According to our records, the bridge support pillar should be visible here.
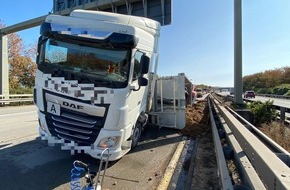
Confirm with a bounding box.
[0,34,9,103]
[234,0,243,104]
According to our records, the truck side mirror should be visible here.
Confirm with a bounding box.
[140,55,150,74]
[132,77,148,91]
[138,77,148,87]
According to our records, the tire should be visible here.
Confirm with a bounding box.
[131,122,142,149]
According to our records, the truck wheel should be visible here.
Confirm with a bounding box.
[131,122,142,149]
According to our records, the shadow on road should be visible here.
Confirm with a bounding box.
[0,125,182,190]
[0,138,97,190]
[131,124,183,154]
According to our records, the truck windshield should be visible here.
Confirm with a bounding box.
[38,38,130,88]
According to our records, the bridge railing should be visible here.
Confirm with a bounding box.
[0,94,33,104]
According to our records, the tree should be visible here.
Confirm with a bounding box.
[243,67,290,94]
[1,21,37,90]
[9,55,36,88]
[283,66,290,84]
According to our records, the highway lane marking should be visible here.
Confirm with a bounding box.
[156,140,186,190]
[0,110,37,117]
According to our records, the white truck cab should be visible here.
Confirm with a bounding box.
[34,10,160,161]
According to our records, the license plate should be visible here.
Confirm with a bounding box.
[47,101,61,116]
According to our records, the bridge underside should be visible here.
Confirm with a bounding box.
[53,0,172,26]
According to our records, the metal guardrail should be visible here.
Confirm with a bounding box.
[0,94,33,104]
[257,93,290,100]
[223,104,290,170]
[215,92,290,123]
[208,98,233,190]
[210,96,266,189]
[211,95,290,189]
[227,107,290,158]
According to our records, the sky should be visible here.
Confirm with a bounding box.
[1,0,290,87]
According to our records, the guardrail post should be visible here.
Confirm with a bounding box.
[280,107,286,124]
[0,34,10,105]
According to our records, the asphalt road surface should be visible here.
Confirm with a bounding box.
[0,105,183,190]
[219,92,290,109]
[252,96,290,108]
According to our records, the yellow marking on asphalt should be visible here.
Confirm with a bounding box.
[156,140,186,190]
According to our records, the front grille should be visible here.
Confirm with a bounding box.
[46,108,105,146]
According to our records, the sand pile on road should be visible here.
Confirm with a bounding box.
[180,100,210,137]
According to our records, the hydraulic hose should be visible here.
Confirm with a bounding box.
[70,161,87,190]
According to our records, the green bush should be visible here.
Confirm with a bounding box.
[248,100,277,126]
[197,92,203,98]
[257,88,272,94]
[10,86,33,94]
[272,84,290,95]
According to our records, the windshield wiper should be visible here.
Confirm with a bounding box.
[77,69,93,83]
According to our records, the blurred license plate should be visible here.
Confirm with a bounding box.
[47,101,60,116]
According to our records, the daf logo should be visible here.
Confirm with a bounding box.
[63,101,83,109]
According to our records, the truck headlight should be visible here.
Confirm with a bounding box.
[98,136,120,148]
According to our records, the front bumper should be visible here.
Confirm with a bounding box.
[38,111,131,161]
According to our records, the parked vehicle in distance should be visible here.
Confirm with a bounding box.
[244,91,255,98]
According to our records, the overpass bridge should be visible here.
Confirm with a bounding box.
[1,0,244,104]
[0,0,171,101]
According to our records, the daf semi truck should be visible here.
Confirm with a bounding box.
[34,10,186,161]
